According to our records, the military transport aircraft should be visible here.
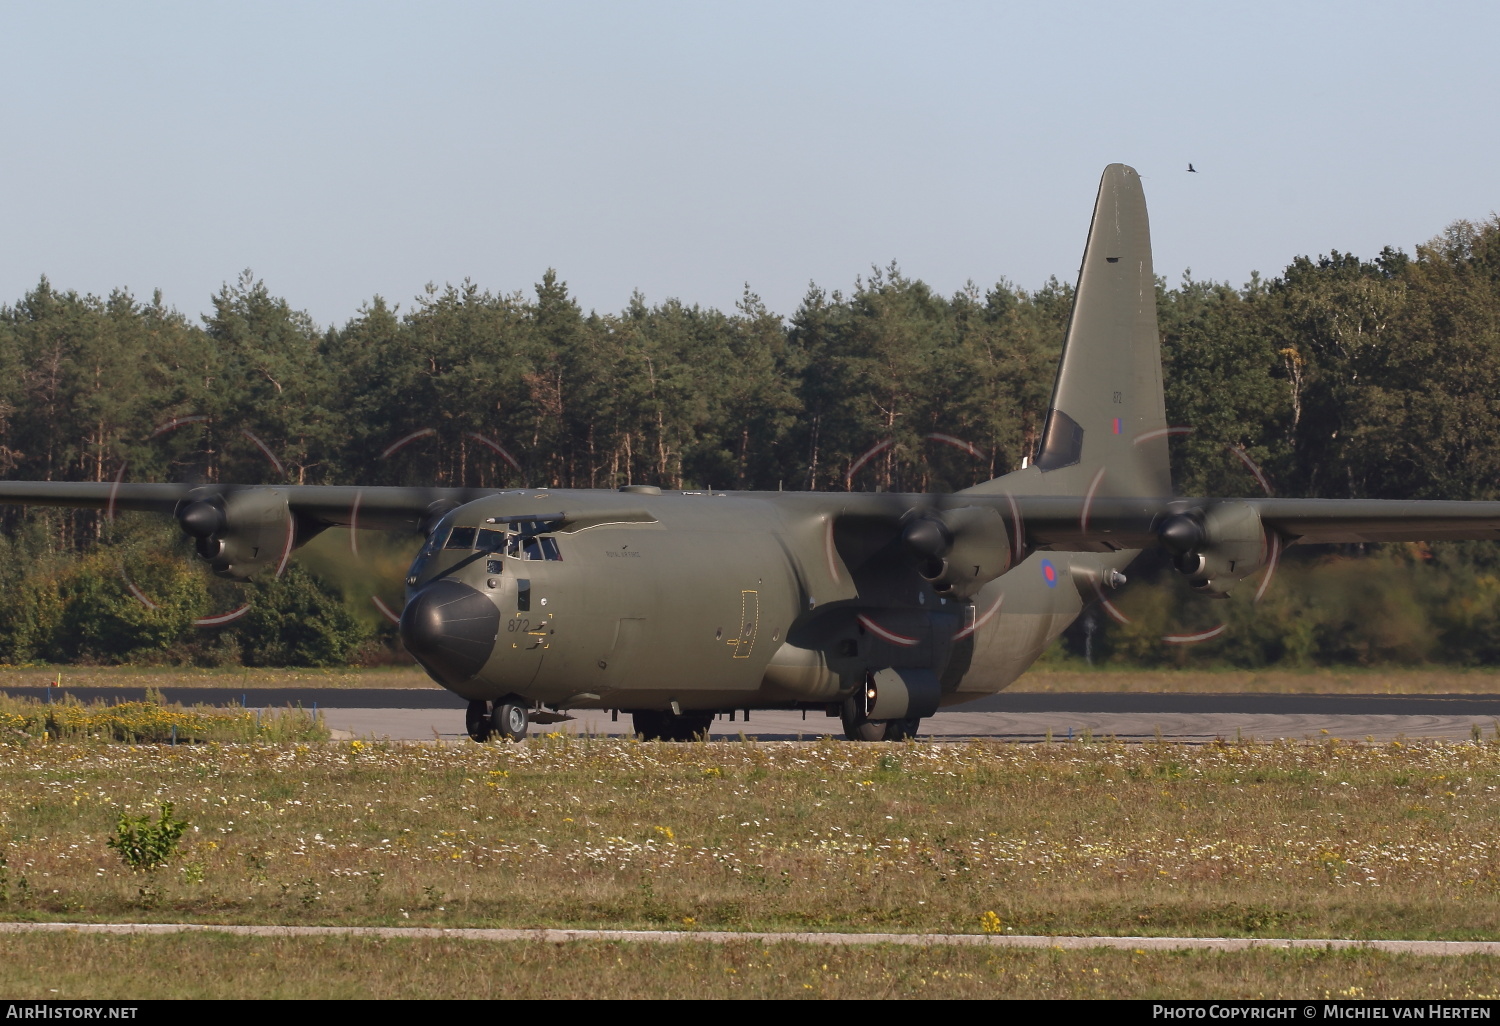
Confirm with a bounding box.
[5,163,1500,743]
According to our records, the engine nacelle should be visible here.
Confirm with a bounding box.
[1160,501,1269,598]
[176,487,295,580]
[902,506,1012,599]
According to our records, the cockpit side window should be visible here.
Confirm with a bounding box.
[476,528,506,552]
[445,527,477,550]
[422,524,452,557]
[504,533,563,561]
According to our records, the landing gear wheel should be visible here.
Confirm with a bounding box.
[490,698,529,742]
[884,717,921,741]
[465,700,493,743]
[670,712,713,741]
[632,710,713,741]
[840,697,888,742]
[631,710,667,740]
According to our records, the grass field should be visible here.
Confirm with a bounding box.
[8,663,1500,694]
[0,734,1497,942]
[0,733,1497,998]
[2,931,1498,999]
[1013,666,1500,694]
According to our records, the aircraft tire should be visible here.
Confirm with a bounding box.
[884,717,921,741]
[490,699,529,742]
[668,712,713,741]
[632,710,712,741]
[465,700,493,743]
[840,698,888,742]
[632,710,669,740]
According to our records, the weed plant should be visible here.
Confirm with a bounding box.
[107,803,189,873]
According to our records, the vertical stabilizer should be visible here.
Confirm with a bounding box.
[969,163,1170,498]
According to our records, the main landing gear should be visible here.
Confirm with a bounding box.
[465,698,530,743]
[632,709,713,741]
[840,697,921,742]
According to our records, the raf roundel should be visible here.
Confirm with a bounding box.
[1040,559,1058,588]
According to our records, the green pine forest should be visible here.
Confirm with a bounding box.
[2,215,1499,669]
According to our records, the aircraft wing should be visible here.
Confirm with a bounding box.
[1244,498,1500,545]
[7,482,1500,547]
[0,481,192,515]
[994,495,1500,549]
[0,481,487,533]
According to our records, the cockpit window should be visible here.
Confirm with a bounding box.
[506,533,563,561]
[476,528,506,552]
[445,527,477,550]
[422,526,451,556]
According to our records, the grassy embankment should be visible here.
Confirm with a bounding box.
[7,664,1500,693]
[0,665,435,689]
[0,693,327,744]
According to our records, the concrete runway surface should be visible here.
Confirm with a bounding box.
[305,689,1500,744]
[323,705,1500,743]
[5,686,1499,743]
[2,920,1498,955]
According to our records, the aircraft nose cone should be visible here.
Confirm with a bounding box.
[399,579,501,687]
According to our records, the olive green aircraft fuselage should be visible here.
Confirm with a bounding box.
[400,486,1124,728]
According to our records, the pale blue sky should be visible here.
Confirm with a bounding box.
[2,1,1496,327]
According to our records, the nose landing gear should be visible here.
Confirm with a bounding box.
[465,700,491,741]
[465,698,531,743]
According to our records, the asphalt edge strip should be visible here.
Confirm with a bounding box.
[0,922,1495,955]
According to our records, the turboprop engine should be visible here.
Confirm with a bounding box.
[901,505,1012,599]
[1156,501,1271,598]
[175,487,296,580]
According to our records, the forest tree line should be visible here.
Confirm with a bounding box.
[1,214,1498,667]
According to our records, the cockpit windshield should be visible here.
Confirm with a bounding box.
[444,527,477,550]
[425,519,563,560]
[420,517,455,557]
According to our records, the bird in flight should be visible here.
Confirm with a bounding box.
[1187,163,1198,172]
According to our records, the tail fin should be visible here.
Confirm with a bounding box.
[969,163,1170,498]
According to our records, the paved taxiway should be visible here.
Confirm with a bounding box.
[3,920,1499,955]
[8,687,1493,743]
[323,706,1500,743]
